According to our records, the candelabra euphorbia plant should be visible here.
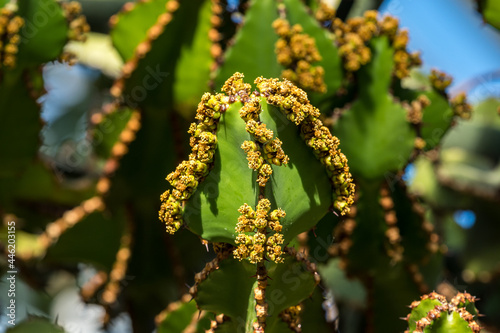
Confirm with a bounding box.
[159,72,355,331]
[1,0,490,331]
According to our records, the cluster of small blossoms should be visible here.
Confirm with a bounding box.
[404,94,431,125]
[273,18,326,93]
[280,305,302,332]
[233,199,285,264]
[159,92,229,234]
[255,77,355,215]
[405,292,481,333]
[450,92,472,120]
[111,0,180,97]
[227,73,289,187]
[429,69,453,91]
[332,10,421,78]
[0,7,24,69]
[315,2,336,26]
[61,2,90,42]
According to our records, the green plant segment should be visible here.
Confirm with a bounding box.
[0,0,493,332]
[0,0,89,212]
[159,72,354,331]
[405,292,481,333]
[410,98,500,329]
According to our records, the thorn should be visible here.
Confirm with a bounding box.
[312,227,317,237]
[205,243,209,252]
[198,310,202,320]
[333,211,339,217]
[399,317,408,321]
[185,283,191,289]
[54,315,59,324]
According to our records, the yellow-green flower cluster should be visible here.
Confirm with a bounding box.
[332,10,421,78]
[273,18,326,93]
[255,77,355,215]
[404,94,431,125]
[280,305,302,332]
[0,7,24,69]
[61,1,90,42]
[159,92,229,234]
[429,69,453,91]
[233,77,289,187]
[450,92,472,120]
[315,2,336,26]
[233,199,285,264]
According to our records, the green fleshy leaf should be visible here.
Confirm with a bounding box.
[319,258,367,309]
[121,0,206,110]
[110,0,169,61]
[419,90,454,150]
[409,156,471,209]
[343,179,387,273]
[481,0,500,30]
[282,0,342,109]
[301,288,337,332]
[14,162,95,206]
[392,182,432,262]
[334,36,415,181]
[44,210,125,271]
[173,0,213,118]
[373,263,424,333]
[156,299,199,333]
[93,108,134,160]
[437,98,500,197]
[17,0,68,65]
[184,102,257,244]
[266,255,318,316]
[260,102,332,244]
[0,74,40,179]
[6,316,65,333]
[393,76,454,151]
[214,0,282,90]
[407,298,443,332]
[267,318,296,333]
[196,255,317,332]
[427,311,477,332]
[195,257,256,325]
[214,318,293,333]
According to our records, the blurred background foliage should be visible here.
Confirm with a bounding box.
[0,0,499,332]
